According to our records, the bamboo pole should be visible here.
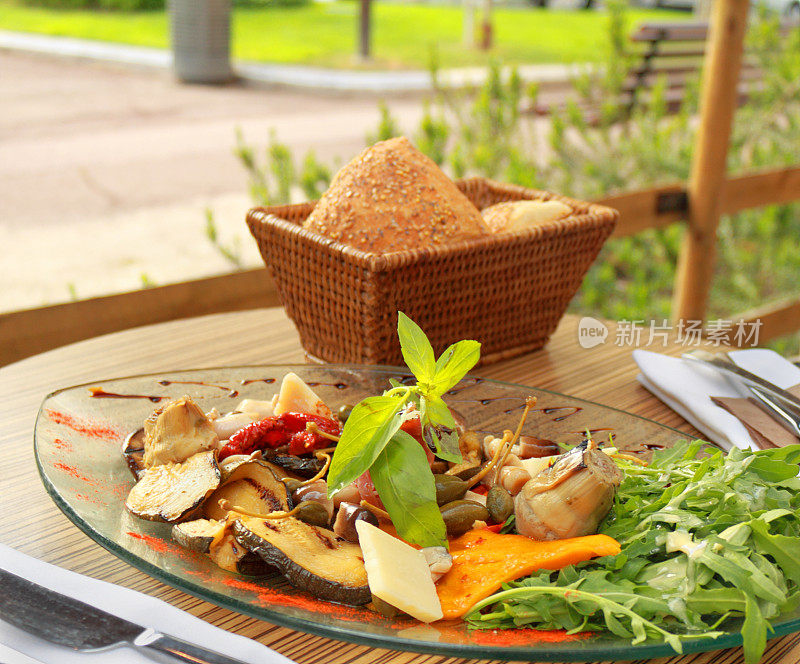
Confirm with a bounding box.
[672,0,750,322]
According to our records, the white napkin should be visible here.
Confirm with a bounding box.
[0,543,295,664]
[633,348,800,451]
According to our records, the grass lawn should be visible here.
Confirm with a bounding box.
[0,1,689,69]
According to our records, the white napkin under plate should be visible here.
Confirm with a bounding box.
[633,348,800,451]
[0,543,295,664]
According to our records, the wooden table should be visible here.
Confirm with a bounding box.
[1,308,797,664]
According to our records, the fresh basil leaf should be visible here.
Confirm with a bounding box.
[420,394,462,463]
[431,339,481,396]
[397,312,436,385]
[369,430,447,548]
[326,394,410,495]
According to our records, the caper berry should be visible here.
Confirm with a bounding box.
[451,465,483,482]
[294,501,330,527]
[486,485,514,524]
[433,474,469,506]
[337,403,354,423]
[440,500,490,537]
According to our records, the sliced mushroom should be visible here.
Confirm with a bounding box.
[232,515,371,605]
[332,502,378,543]
[125,450,220,523]
[143,396,219,468]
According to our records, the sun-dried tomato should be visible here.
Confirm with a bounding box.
[218,412,341,460]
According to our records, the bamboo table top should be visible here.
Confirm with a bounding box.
[1,308,797,664]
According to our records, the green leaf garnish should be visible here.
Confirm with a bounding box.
[432,340,481,396]
[326,311,480,548]
[397,311,436,387]
[369,430,447,548]
[327,394,411,494]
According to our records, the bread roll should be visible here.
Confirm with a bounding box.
[303,137,488,253]
[482,200,573,234]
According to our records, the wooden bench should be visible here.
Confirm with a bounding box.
[532,21,764,121]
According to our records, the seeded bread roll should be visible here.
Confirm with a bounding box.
[303,137,488,254]
[482,200,573,234]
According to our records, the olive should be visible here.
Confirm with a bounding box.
[434,474,469,506]
[283,478,304,494]
[333,502,379,543]
[440,500,490,537]
[337,403,354,423]
[486,485,514,524]
[293,501,330,528]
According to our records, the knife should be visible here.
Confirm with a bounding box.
[0,567,253,664]
[682,349,800,419]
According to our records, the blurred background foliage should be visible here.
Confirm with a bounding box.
[235,1,800,352]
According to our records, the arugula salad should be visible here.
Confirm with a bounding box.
[121,313,800,664]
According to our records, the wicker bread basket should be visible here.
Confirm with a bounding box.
[246,177,617,365]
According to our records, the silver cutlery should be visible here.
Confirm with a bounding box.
[0,567,256,664]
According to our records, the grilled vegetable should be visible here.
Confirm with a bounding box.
[514,440,623,540]
[261,450,326,479]
[125,450,220,522]
[232,515,371,605]
[143,396,219,468]
[172,518,226,553]
[209,531,277,576]
[204,459,291,521]
[122,428,146,480]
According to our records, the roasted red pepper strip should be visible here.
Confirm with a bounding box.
[218,412,341,460]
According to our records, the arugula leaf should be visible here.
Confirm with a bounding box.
[397,311,436,386]
[468,440,800,662]
[431,340,481,396]
[369,430,446,548]
[326,394,410,494]
[742,593,768,664]
[420,395,462,463]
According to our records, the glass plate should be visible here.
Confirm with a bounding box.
[34,365,800,662]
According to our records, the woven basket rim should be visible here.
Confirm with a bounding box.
[246,177,618,271]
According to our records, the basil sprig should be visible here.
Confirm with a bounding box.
[327,312,480,548]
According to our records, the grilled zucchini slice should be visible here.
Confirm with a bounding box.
[232,516,370,605]
[204,459,292,521]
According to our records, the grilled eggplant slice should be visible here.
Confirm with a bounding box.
[172,518,227,553]
[261,450,326,479]
[123,428,146,480]
[143,396,219,468]
[204,459,292,521]
[209,531,277,576]
[232,516,371,605]
[126,450,220,522]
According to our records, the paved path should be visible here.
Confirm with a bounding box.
[0,29,579,92]
[0,51,426,312]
